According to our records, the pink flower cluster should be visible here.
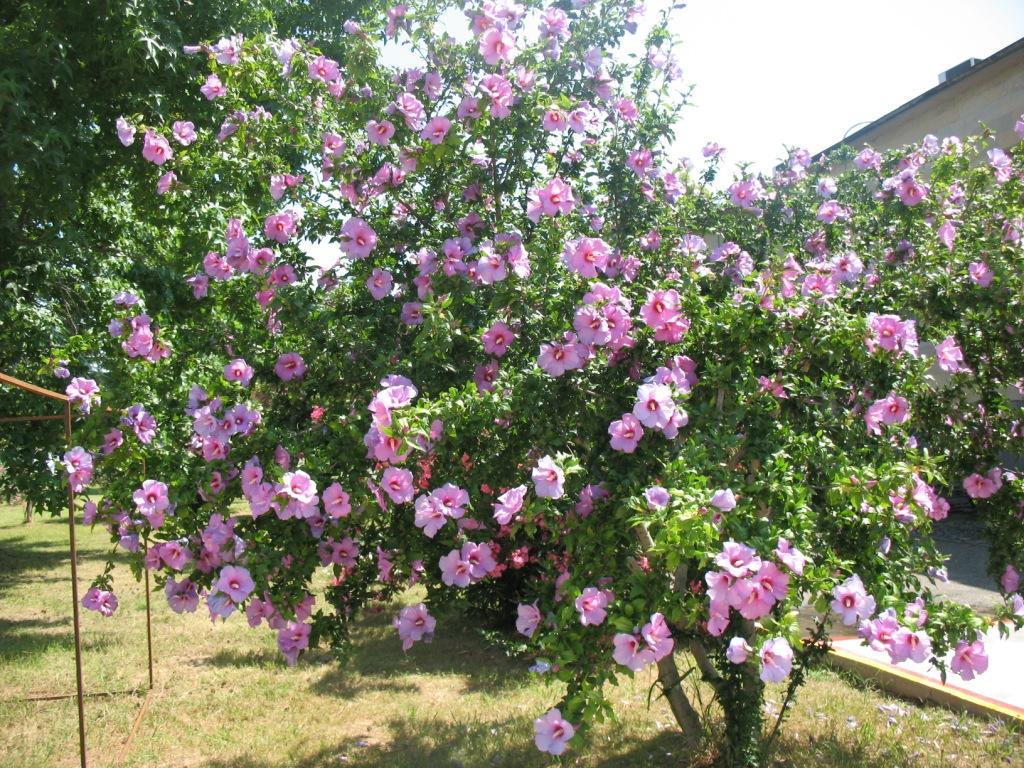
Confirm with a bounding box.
[471,239,509,285]
[705,541,797,636]
[82,586,118,617]
[865,314,918,356]
[864,392,910,435]
[181,513,242,573]
[269,172,302,200]
[106,14,1024,754]
[963,468,1003,500]
[612,612,674,671]
[640,288,689,342]
[65,377,100,414]
[112,313,170,362]
[364,375,420,464]
[853,146,882,172]
[395,603,436,650]
[526,177,575,222]
[609,357,696,452]
[207,219,279,282]
[188,390,261,463]
[133,479,170,528]
[707,241,755,285]
[477,73,514,118]
[883,168,930,206]
[318,536,359,568]
[63,447,94,492]
[439,541,497,587]
[907,474,950,521]
[574,585,613,626]
[859,606,933,665]
[149,540,192,577]
[123,403,158,444]
[988,148,1013,185]
[246,592,314,633]
[414,483,470,537]
[728,177,765,211]
[830,575,948,671]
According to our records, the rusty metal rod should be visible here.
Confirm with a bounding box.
[64,400,88,768]
[141,456,155,691]
[7,688,143,703]
[3,371,157,767]
[0,372,69,401]
[144,557,154,690]
[0,414,66,423]
[115,689,153,765]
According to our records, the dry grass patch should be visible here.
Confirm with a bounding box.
[0,504,1020,767]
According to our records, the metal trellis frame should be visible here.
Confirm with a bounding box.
[0,371,154,768]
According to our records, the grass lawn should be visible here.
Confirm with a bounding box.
[0,501,1021,768]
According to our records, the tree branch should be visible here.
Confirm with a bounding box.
[688,637,724,687]
[634,522,705,750]
[656,652,703,752]
[762,616,829,758]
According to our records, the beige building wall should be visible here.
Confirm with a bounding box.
[822,41,1024,421]
[830,42,1024,154]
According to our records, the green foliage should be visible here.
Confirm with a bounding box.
[3,2,1024,765]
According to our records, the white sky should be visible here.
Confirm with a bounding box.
[669,0,1024,177]
[307,1,1024,266]
[383,1,1024,175]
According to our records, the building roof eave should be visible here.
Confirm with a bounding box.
[816,35,1024,158]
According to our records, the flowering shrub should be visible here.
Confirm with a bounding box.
[32,0,1024,765]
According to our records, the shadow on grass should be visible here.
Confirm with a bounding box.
[197,717,708,768]
[0,616,116,663]
[203,647,285,668]
[0,533,72,598]
[766,731,910,768]
[0,518,112,595]
[205,607,529,697]
[193,709,936,768]
[200,713,544,768]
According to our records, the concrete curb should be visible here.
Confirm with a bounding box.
[826,645,1024,723]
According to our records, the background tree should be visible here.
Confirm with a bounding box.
[0,0,371,510]
[4,1,1024,766]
